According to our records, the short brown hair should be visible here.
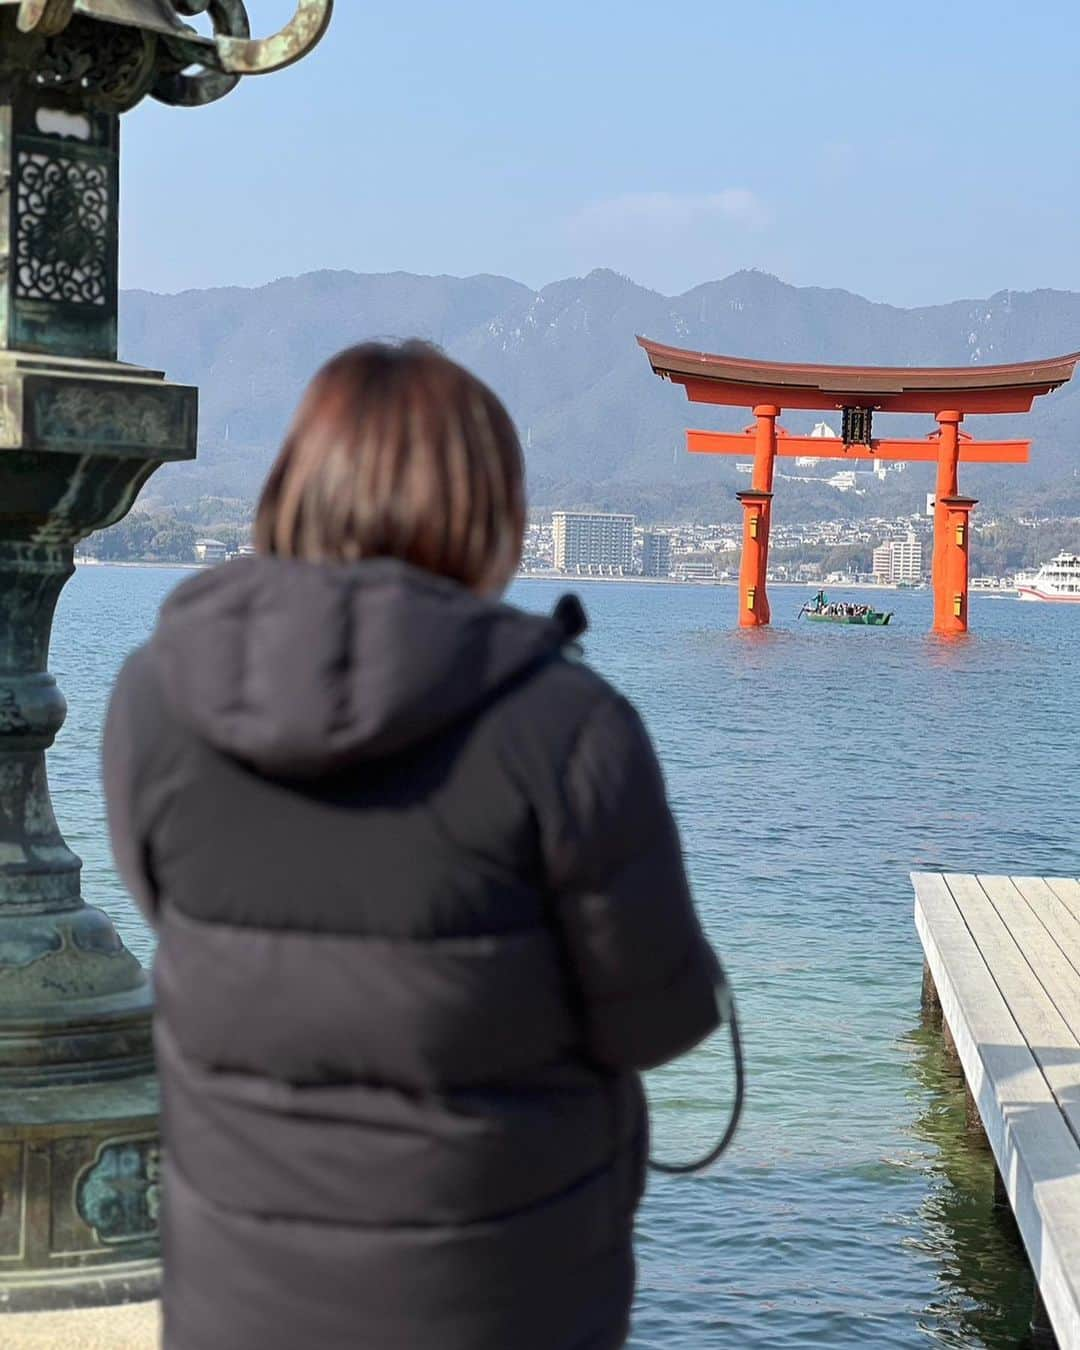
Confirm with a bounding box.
[254,342,525,588]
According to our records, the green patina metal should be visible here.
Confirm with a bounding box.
[25,373,198,454]
[0,0,334,107]
[0,0,333,1312]
[1,96,119,360]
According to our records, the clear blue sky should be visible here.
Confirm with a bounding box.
[121,0,1080,306]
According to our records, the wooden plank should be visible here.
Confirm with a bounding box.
[1045,878,1080,930]
[913,872,1080,1349]
[947,874,1080,1145]
[1009,875,1080,1008]
[1015,874,1080,972]
[978,875,1080,1097]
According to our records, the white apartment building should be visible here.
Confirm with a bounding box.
[552,511,635,574]
[641,531,673,578]
[872,531,924,584]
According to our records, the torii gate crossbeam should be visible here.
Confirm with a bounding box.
[639,339,1080,634]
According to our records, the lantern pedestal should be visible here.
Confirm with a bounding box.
[0,1080,161,1312]
[0,0,332,1310]
[0,353,195,1309]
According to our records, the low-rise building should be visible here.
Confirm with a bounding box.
[672,558,716,583]
[195,538,227,564]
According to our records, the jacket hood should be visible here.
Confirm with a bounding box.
[149,556,586,778]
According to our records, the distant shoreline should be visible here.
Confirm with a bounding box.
[75,559,203,570]
[516,573,914,593]
[74,561,1016,599]
[518,574,1018,598]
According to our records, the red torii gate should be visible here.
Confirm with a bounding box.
[638,339,1079,634]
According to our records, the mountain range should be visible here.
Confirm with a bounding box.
[119,268,1080,514]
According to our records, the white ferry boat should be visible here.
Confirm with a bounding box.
[1016,553,1080,602]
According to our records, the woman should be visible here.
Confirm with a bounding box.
[104,342,722,1350]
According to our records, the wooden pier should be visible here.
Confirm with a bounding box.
[914,872,1080,1349]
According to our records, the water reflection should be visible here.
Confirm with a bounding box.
[903,1017,1036,1349]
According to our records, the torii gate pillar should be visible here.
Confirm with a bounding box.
[737,405,779,627]
[937,494,978,636]
[932,411,968,635]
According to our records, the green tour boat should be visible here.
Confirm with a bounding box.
[799,591,893,626]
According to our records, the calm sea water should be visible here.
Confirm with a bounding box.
[51,566,1078,1349]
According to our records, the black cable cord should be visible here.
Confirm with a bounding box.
[647,995,745,1176]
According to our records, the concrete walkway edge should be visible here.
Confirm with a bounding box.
[3,1299,160,1348]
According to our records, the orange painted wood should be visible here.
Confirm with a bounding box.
[751,406,780,491]
[935,496,977,637]
[681,378,1048,414]
[641,335,1078,637]
[686,429,1030,463]
[737,491,771,628]
[640,338,1080,415]
[932,415,962,633]
[741,410,779,626]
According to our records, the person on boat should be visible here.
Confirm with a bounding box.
[102,342,723,1350]
[813,589,827,612]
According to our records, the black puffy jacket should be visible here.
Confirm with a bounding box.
[103,557,721,1350]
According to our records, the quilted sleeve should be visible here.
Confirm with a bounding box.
[544,693,722,1071]
[101,647,172,926]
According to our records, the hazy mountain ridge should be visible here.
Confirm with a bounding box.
[119,268,1080,505]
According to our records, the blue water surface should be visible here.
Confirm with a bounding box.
[52,568,1073,1349]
